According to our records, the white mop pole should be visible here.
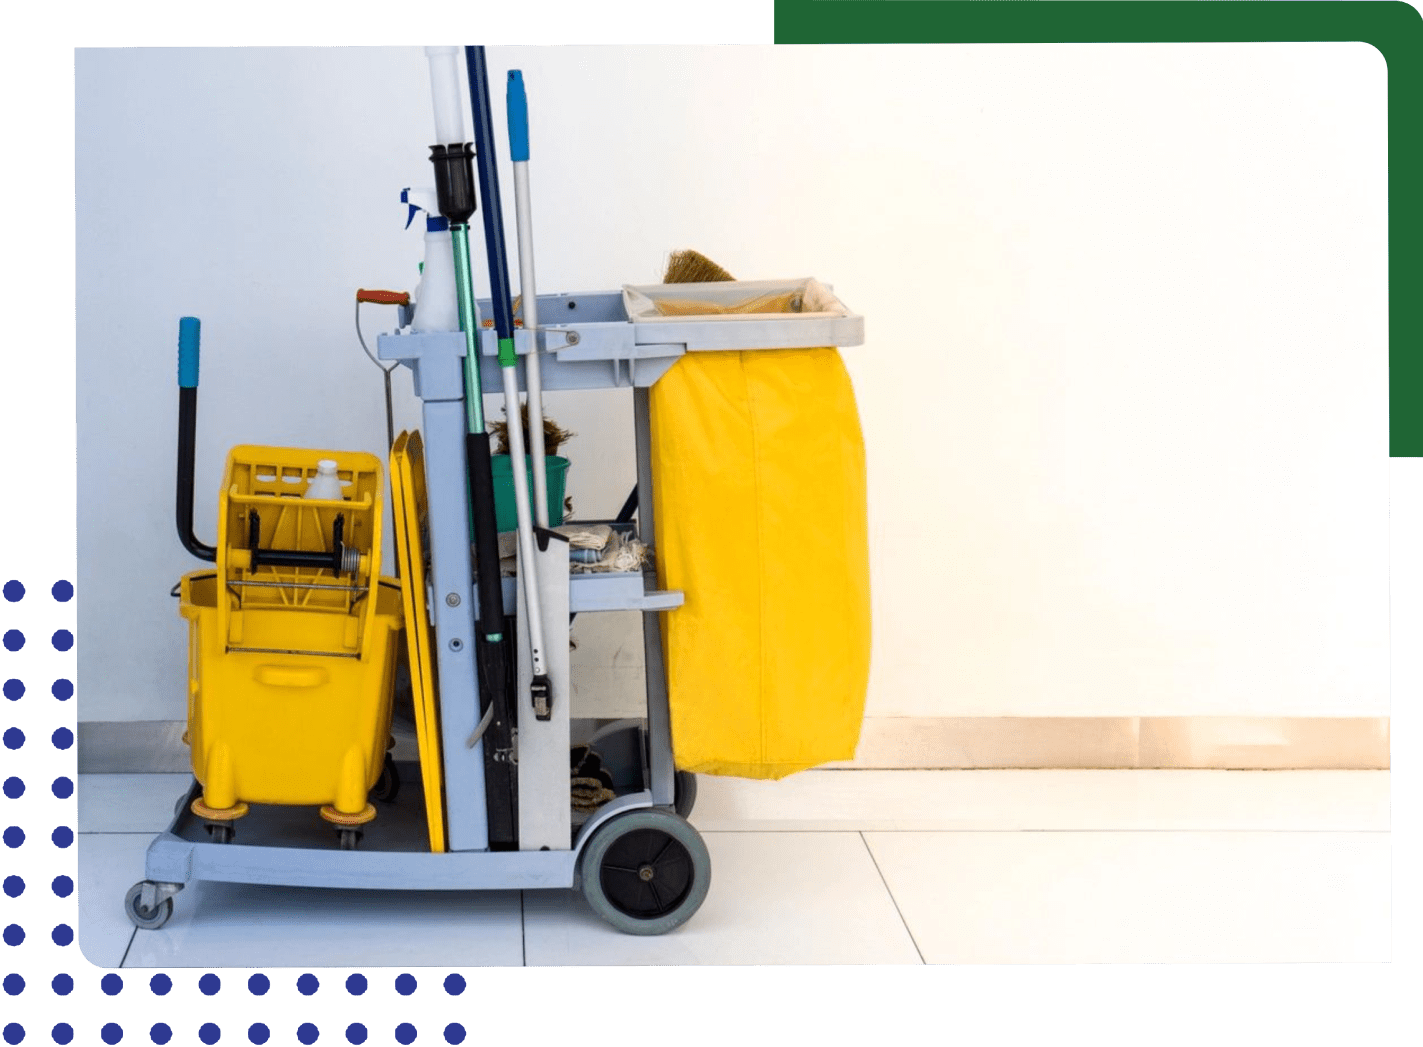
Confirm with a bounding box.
[507,70,550,529]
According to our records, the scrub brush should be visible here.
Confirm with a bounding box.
[662,249,735,284]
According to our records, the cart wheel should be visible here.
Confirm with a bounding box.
[673,771,697,819]
[124,882,174,931]
[338,828,363,851]
[579,808,710,935]
[205,822,234,844]
[371,754,401,804]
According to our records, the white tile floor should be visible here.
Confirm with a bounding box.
[78,769,1389,967]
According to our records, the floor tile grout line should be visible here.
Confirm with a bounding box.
[119,926,138,968]
[859,830,926,965]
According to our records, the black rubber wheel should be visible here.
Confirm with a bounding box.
[204,823,234,844]
[579,808,710,935]
[673,770,697,819]
[124,882,174,931]
[371,754,401,804]
[338,828,363,851]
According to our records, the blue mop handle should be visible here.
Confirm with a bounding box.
[178,316,201,389]
[507,70,529,162]
[465,45,517,343]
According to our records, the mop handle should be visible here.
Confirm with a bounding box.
[467,44,552,703]
[508,69,550,529]
[465,46,517,348]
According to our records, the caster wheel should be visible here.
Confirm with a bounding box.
[371,754,401,804]
[673,770,697,819]
[338,828,363,851]
[579,808,710,935]
[204,822,234,844]
[124,882,174,931]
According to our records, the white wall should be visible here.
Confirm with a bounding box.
[75,43,1388,721]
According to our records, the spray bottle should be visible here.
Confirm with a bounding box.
[402,188,459,333]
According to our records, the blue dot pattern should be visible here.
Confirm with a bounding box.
[0,571,526,1047]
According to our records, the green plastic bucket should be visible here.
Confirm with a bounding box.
[491,455,569,532]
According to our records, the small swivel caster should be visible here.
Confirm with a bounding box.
[337,828,363,851]
[124,881,181,930]
[204,822,235,844]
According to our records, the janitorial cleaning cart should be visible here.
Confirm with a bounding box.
[126,46,869,936]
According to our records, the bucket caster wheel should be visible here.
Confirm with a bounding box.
[371,754,401,804]
[337,828,363,851]
[204,822,234,844]
[579,807,711,935]
[124,882,176,931]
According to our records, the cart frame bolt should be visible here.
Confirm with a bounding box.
[449,638,463,652]
[445,593,460,607]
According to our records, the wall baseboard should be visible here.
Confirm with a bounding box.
[79,716,1390,774]
[826,716,1390,770]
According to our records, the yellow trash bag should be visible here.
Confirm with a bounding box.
[649,347,871,779]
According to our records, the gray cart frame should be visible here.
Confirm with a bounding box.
[133,287,862,922]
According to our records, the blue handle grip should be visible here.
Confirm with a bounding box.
[178,316,200,389]
[507,70,529,162]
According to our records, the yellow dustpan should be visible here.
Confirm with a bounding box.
[390,431,447,852]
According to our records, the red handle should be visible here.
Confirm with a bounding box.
[356,288,411,307]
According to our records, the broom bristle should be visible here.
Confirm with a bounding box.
[662,250,735,284]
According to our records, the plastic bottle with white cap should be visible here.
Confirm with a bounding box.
[305,460,343,501]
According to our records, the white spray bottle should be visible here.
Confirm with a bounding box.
[402,188,459,333]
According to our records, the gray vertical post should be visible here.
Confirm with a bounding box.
[633,385,675,807]
[420,399,489,852]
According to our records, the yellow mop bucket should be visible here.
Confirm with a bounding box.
[181,446,403,837]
